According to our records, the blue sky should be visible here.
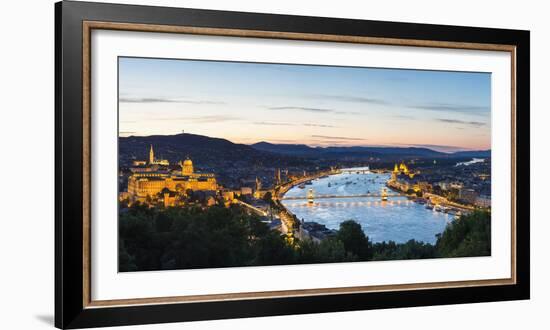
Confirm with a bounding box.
[119,57,491,152]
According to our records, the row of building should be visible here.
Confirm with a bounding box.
[387,161,491,209]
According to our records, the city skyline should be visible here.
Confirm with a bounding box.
[119,57,491,153]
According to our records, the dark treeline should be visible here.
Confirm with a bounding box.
[119,204,491,272]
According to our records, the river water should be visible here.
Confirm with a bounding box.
[281,169,451,244]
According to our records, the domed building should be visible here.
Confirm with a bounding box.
[181,158,194,175]
[393,161,410,175]
[388,161,429,194]
[126,147,217,204]
[392,161,414,178]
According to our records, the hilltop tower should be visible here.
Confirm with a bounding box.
[149,144,155,164]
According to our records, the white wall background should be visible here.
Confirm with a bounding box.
[0,0,546,329]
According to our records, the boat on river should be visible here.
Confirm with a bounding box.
[434,205,444,212]
[307,189,314,204]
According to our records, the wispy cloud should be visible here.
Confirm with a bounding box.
[313,140,360,145]
[254,121,337,128]
[317,94,390,105]
[254,121,296,126]
[264,139,304,144]
[266,106,357,115]
[120,97,178,103]
[410,102,489,114]
[303,123,336,128]
[120,97,225,105]
[151,115,240,123]
[391,114,415,120]
[311,135,367,141]
[253,121,336,128]
[179,100,225,105]
[436,118,487,127]
[267,106,334,113]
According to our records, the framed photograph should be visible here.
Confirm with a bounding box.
[55,1,530,328]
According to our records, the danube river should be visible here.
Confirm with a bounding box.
[281,169,451,244]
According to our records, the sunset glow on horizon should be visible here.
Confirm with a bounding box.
[119,57,491,153]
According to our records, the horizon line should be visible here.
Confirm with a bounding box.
[118,132,490,154]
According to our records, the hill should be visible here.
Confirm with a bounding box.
[251,141,451,159]
[118,133,314,188]
[450,150,491,158]
[119,133,310,168]
[120,134,490,168]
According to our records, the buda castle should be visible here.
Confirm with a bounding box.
[126,145,217,203]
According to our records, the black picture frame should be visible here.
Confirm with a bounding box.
[55,1,530,328]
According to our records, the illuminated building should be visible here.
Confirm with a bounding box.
[161,189,177,207]
[388,162,428,194]
[222,190,235,202]
[181,158,194,175]
[475,195,491,208]
[146,144,170,166]
[275,168,282,185]
[126,147,217,203]
[253,177,263,199]
[392,161,415,179]
[458,188,478,204]
[240,187,253,195]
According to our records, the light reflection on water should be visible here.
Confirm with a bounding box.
[282,171,451,244]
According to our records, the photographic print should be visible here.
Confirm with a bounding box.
[117,57,492,272]
[56,5,529,327]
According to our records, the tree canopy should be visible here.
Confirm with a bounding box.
[119,205,491,271]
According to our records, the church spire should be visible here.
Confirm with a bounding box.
[149,144,154,164]
[255,177,262,191]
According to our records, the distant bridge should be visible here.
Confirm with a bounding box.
[339,168,371,174]
[282,193,404,200]
[284,199,415,208]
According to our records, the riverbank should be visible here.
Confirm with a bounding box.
[385,177,475,214]
[272,168,339,238]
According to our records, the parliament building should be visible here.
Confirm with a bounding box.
[126,145,217,203]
